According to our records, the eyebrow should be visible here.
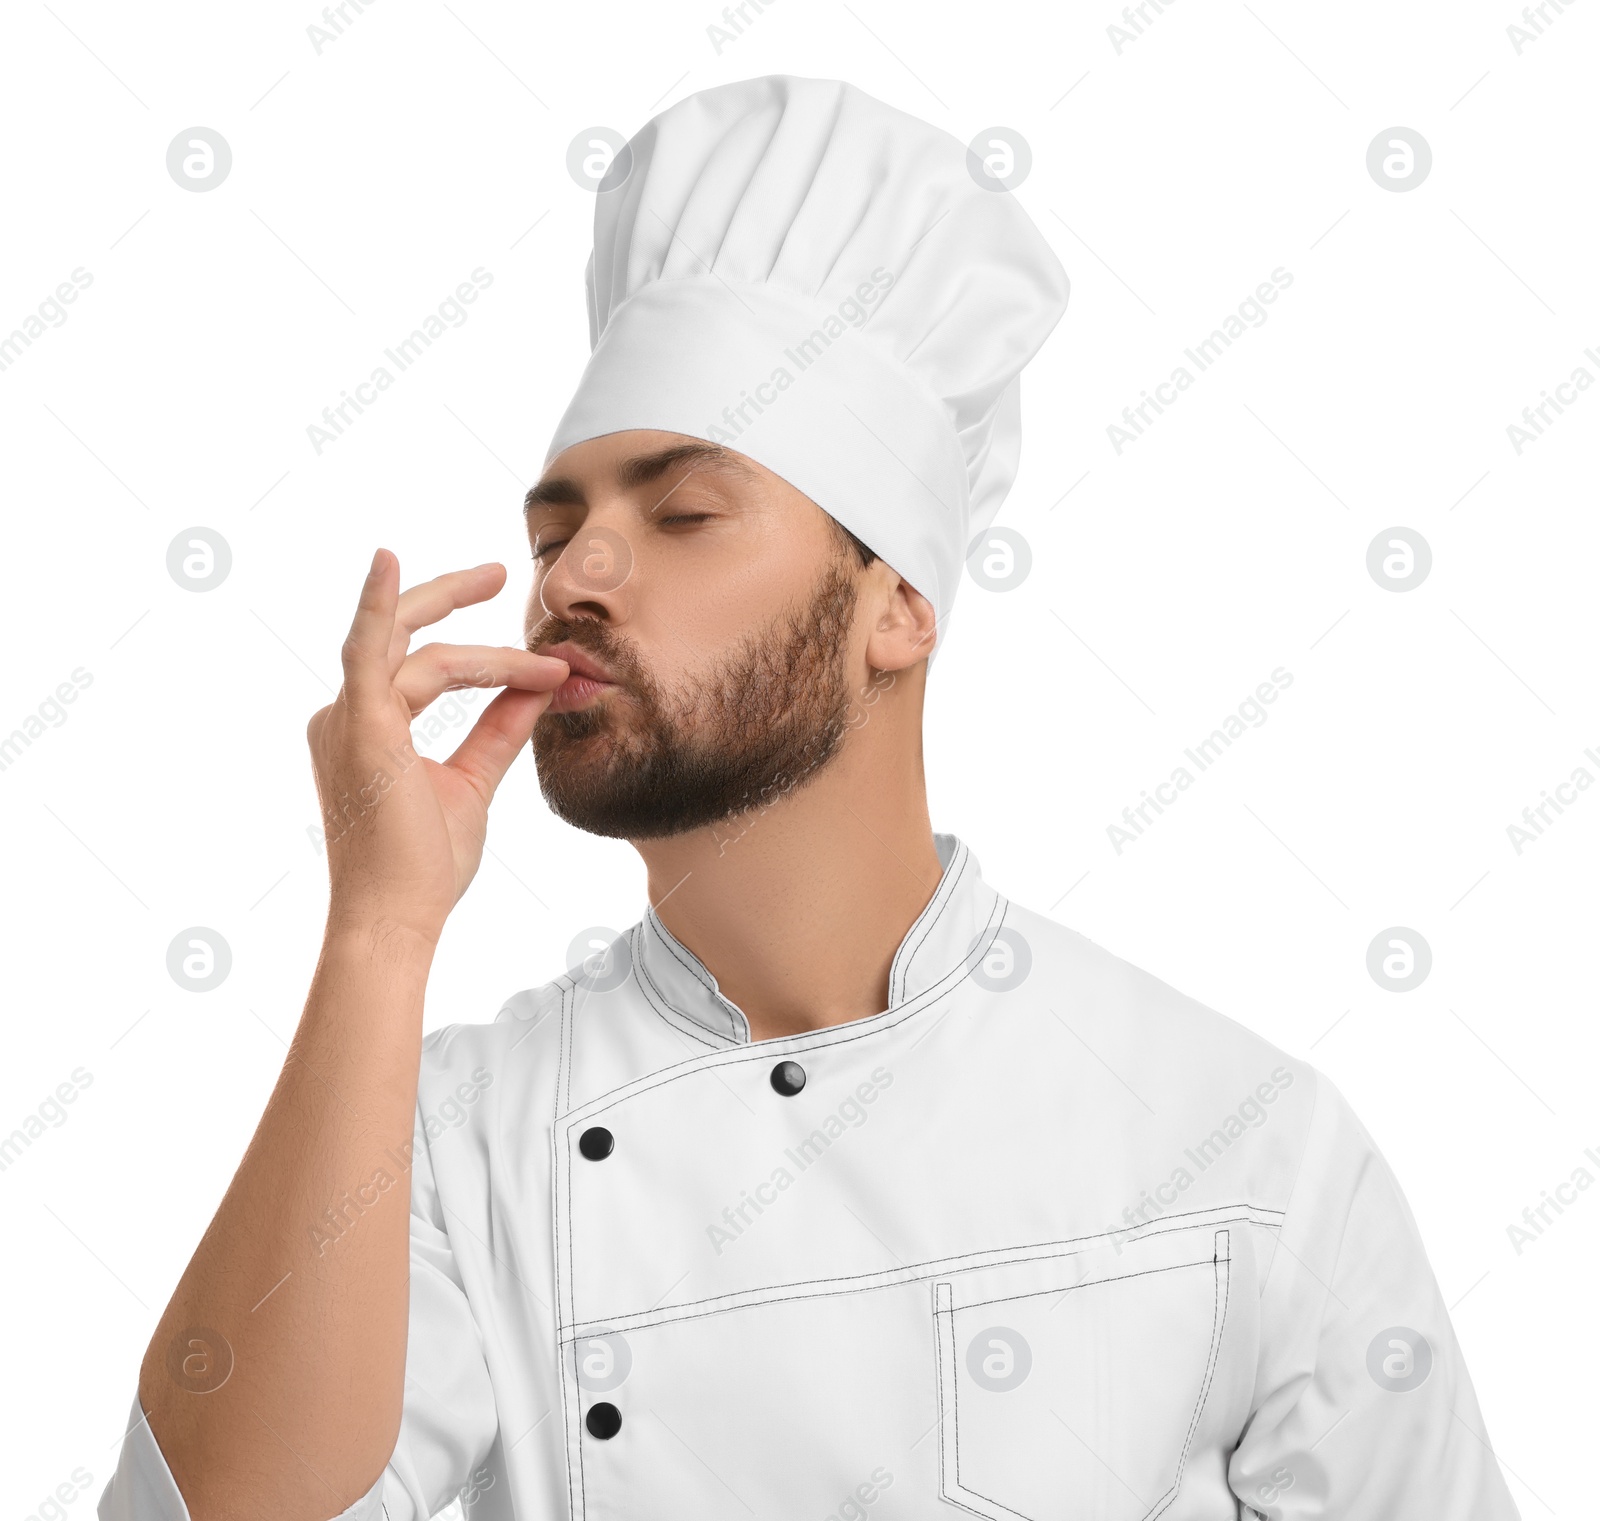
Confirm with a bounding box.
[523,441,759,515]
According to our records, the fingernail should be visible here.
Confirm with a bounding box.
[369,548,385,574]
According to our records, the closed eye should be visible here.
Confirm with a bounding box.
[534,512,716,560]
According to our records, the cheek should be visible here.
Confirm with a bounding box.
[629,564,780,684]
[618,576,754,706]
[645,527,825,639]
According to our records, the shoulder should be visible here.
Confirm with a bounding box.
[1004,896,1302,1079]
[415,975,576,1116]
[997,895,1349,1211]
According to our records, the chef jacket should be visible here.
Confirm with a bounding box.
[101,834,1520,1521]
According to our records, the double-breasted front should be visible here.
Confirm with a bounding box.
[102,835,1520,1520]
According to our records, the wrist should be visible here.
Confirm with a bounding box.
[322,910,443,963]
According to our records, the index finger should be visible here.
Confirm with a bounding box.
[341,546,401,712]
[395,562,511,640]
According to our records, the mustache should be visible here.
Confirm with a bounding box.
[529,616,645,687]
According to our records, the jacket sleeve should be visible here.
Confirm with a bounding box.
[1228,1069,1521,1519]
[98,1100,500,1521]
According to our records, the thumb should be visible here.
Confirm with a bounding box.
[443,685,550,803]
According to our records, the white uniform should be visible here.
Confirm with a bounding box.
[100,834,1519,1521]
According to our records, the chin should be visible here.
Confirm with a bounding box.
[535,783,703,843]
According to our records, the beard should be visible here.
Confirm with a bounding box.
[530,557,861,840]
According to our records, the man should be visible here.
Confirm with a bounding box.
[101,75,1519,1521]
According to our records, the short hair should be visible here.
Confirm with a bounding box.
[830,515,878,568]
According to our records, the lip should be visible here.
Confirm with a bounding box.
[538,641,614,683]
[538,641,619,713]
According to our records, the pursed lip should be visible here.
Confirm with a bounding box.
[537,641,616,684]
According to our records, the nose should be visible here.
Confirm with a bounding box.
[535,519,636,628]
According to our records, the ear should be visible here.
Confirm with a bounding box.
[863,564,938,673]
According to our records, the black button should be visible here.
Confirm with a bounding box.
[770,1060,806,1096]
[586,1401,622,1439]
[578,1126,614,1160]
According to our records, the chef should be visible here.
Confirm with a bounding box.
[101,75,1520,1521]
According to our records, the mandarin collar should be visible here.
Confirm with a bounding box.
[629,833,998,1047]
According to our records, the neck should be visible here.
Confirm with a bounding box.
[632,732,943,1043]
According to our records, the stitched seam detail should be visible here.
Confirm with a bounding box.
[559,1205,1280,1338]
[632,921,731,1050]
[938,1271,1035,1521]
[643,908,751,1043]
[569,1336,587,1521]
[934,1282,953,1505]
[555,887,1006,1131]
[624,839,985,1066]
[634,920,720,1043]
[563,1206,1278,1336]
[902,845,973,1003]
[888,840,969,1004]
[937,1237,1234,1521]
[550,977,581,1521]
[958,1255,1216,1315]
[935,1279,1021,1521]
[1140,1230,1232,1521]
[648,907,719,993]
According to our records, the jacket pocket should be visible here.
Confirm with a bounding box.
[933,1227,1231,1521]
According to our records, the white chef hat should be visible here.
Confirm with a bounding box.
[544,74,1070,651]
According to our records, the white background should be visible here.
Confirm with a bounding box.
[1,0,1594,1516]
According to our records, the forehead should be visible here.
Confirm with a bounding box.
[525,431,769,514]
